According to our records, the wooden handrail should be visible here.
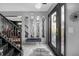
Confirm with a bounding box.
[0,35,23,54]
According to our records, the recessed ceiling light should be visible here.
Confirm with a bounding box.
[35,3,42,9]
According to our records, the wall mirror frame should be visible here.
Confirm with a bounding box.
[48,3,66,56]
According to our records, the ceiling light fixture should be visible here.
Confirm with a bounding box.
[35,3,42,9]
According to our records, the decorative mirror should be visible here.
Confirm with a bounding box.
[36,16,40,37]
[25,17,29,37]
[30,16,34,37]
[42,16,45,37]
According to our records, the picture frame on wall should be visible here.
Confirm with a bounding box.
[48,3,66,56]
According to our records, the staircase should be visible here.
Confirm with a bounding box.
[0,34,23,56]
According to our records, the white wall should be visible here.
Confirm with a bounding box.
[66,3,79,56]
[47,3,57,14]
[22,12,48,44]
[47,3,79,56]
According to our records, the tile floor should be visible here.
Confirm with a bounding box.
[22,42,55,56]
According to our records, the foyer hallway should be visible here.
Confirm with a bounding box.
[22,43,54,56]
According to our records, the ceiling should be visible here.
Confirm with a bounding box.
[0,3,53,12]
[0,3,57,20]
